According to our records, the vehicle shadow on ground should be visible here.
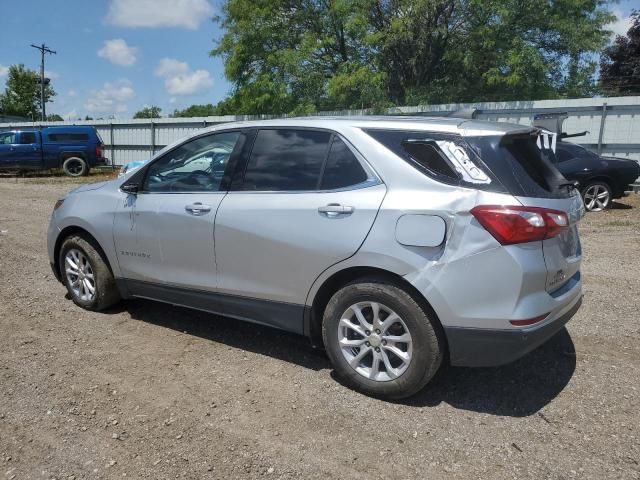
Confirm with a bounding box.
[397,327,576,416]
[120,299,328,371]
[119,299,576,417]
[609,201,633,210]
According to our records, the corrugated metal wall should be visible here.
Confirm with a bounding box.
[2,97,640,166]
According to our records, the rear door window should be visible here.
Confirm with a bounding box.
[319,137,368,190]
[19,132,36,144]
[242,129,331,191]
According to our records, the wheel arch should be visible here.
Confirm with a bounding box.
[306,266,446,356]
[54,225,115,282]
[58,151,88,166]
[582,175,613,187]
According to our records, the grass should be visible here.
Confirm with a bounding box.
[604,220,635,228]
[0,168,118,185]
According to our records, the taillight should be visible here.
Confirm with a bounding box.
[96,144,103,157]
[470,205,568,245]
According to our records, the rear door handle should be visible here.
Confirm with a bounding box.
[318,203,354,217]
[185,202,212,215]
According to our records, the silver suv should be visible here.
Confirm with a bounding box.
[48,117,584,399]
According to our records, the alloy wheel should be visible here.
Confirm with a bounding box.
[583,184,610,212]
[337,301,413,382]
[65,248,96,301]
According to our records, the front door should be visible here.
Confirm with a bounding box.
[113,130,242,291]
[14,131,41,169]
[0,132,18,168]
[215,128,386,310]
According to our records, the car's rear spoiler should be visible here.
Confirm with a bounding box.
[533,112,587,138]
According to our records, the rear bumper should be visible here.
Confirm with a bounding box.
[92,157,108,167]
[444,295,582,367]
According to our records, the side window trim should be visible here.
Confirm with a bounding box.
[315,133,336,190]
[138,129,244,194]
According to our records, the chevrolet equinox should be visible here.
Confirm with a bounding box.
[48,117,584,399]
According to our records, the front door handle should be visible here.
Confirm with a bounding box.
[318,203,354,217]
[185,202,212,215]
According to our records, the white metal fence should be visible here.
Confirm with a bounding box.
[2,96,640,166]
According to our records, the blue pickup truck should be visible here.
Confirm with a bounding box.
[0,126,106,176]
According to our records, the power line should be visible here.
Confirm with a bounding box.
[30,43,56,122]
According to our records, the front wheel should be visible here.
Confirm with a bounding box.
[582,181,611,212]
[59,235,121,311]
[322,280,443,399]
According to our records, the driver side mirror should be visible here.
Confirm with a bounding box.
[120,182,139,194]
[120,165,147,195]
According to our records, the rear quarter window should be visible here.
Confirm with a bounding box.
[365,129,503,192]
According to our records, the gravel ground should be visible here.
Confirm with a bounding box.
[0,176,638,480]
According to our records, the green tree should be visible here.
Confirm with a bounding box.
[84,115,94,121]
[600,10,640,95]
[0,64,56,118]
[46,114,64,121]
[133,106,162,119]
[173,103,218,117]
[211,0,614,113]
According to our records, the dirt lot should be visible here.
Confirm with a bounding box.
[0,175,638,480]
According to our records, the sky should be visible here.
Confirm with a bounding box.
[0,0,638,120]
[0,0,231,120]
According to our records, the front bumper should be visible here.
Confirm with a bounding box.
[444,295,582,367]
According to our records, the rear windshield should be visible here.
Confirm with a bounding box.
[465,135,572,199]
[365,129,572,199]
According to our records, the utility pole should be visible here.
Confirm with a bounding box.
[30,43,56,121]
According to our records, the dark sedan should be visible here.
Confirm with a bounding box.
[553,142,640,211]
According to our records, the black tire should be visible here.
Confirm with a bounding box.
[322,279,443,399]
[581,181,612,212]
[59,235,120,311]
[62,157,89,177]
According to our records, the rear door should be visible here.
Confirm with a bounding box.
[214,128,386,311]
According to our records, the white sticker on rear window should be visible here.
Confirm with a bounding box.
[436,140,491,184]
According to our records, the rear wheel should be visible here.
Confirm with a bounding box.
[322,279,443,399]
[62,157,89,177]
[59,235,120,311]
[582,181,611,212]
